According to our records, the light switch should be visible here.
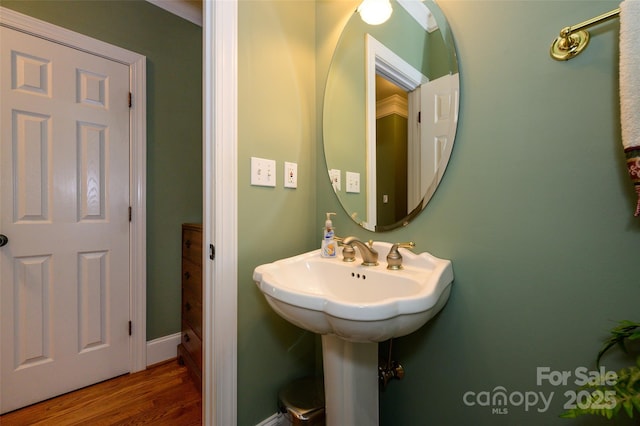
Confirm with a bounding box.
[250,157,276,187]
[346,171,360,193]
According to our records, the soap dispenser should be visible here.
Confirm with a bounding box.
[321,212,338,258]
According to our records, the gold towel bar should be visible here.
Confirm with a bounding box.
[550,7,620,61]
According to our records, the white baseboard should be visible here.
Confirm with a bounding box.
[256,413,287,426]
[146,332,181,366]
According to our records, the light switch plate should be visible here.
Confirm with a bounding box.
[346,171,360,193]
[251,157,276,187]
[284,162,297,188]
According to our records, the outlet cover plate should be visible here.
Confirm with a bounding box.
[329,169,341,192]
[284,161,297,188]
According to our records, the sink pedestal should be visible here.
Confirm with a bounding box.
[254,245,454,424]
[322,335,378,426]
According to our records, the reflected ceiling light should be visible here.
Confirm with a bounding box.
[358,0,393,25]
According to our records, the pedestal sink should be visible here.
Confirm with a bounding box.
[253,241,453,426]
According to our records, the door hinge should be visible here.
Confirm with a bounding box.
[129,321,132,336]
[129,206,132,222]
[128,92,132,108]
[418,111,421,124]
[209,244,215,260]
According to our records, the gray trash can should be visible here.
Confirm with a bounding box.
[278,376,325,425]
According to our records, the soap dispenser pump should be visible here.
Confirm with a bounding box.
[321,212,338,258]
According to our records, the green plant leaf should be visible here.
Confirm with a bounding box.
[632,394,640,413]
[623,399,634,418]
[597,321,640,367]
[562,321,640,420]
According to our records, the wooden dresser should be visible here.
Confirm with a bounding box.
[177,223,202,389]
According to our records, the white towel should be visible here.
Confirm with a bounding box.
[619,0,640,216]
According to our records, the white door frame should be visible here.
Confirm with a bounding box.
[203,1,238,425]
[365,34,427,231]
[0,7,147,373]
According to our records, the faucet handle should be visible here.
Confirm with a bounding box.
[395,242,415,250]
[330,235,356,262]
[339,236,356,262]
[386,242,415,270]
[341,240,356,262]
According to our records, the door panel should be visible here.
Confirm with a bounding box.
[13,254,52,369]
[1,26,131,414]
[417,73,458,204]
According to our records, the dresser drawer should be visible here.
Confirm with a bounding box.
[181,321,202,371]
[179,223,202,384]
[182,258,202,294]
[182,283,202,338]
[182,224,202,263]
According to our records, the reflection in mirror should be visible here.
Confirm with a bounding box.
[323,0,459,232]
[376,74,409,228]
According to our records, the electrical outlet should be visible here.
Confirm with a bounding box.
[250,157,276,187]
[346,171,360,193]
[329,169,341,192]
[284,161,297,188]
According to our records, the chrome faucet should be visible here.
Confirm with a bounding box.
[342,236,378,266]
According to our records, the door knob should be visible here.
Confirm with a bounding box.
[0,234,7,248]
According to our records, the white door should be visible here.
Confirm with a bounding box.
[0,26,131,414]
[415,74,458,205]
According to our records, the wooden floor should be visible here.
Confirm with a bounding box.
[0,360,202,425]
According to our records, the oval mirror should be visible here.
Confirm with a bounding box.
[323,0,459,232]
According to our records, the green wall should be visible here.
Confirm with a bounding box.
[237,1,318,424]
[1,0,203,341]
[318,1,640,425]
[376,113,408,226]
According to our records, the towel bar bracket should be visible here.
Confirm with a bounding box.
[550,27,589,61]
[550,7,620,61]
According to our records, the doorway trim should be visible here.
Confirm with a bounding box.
[0,7,147,373]
[365,34,427,231]
[203,0,238,424]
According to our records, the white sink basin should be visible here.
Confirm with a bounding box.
[253,241,453,343]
